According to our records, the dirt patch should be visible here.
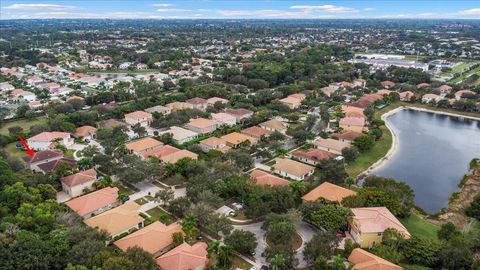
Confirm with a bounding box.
[438,162,480,229]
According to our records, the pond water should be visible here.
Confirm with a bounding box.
[371,109,480,214]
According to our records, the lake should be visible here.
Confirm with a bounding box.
[371,108,480,214]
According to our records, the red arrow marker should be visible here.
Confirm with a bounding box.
[18,136,35,157]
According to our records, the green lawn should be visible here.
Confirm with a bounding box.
[230,254,253,270]
[115,183,136,196]
[5,142,26,160]
[401,213,440,241]
[134,197,149,205]
[0,117,47,135]
[449,65,480,84]
[345,103,401,177]
[146,207,176,225]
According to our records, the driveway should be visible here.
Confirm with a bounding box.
[233,221,318,268]
[129,181,186,202]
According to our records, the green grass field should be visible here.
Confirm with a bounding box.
[449,65,480,84]
[5,142,26,160]
[146,207,175,225]
[0,117,48,135]
[401,213,440,241]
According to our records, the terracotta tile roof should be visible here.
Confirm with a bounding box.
[302,182,356,203]
[75,126,97,137]
[125,137,164,153]
[187,118,218,128]
[225,108,253,117]
[84,202,144,236]
[125,111,152,121]
[381,81,395,87]
[28,131,70,142]
[332,130,363,141]
[272,158,315,178]
[250,169,291,186]
[377,89,393,95]
[348,248,403,270]
[64,187,119,216]
[200,137,227,147]
[166,102,194,111]
[61,168,97,187]
[241,126,272,138]
[416,83,430,89]
[160,149,198,164]
[186,97,208,105]
[259,119,288,131]
[340,117,366,127]
[114,221,183,254]
[350,207,410,237]
[349,94,384,109]
[23,149,63,163]
[399,91,415,100]
[312,137,351,152]
[101,119,127,128]
[279,96,302,106]
[143,145,180,158]
[207,97,228,105]
[211,112,236,122]
[292,148,337,162]
[221,132,258,145]
[37,157,76,172]
[156,242,208,270]
[342,105,366,117]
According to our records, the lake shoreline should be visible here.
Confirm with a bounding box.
[362,105,480,177]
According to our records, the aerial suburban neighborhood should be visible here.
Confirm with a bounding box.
[0,1,480,270]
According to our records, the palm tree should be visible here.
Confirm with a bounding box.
[290,181,306,198]
[345,177,355,188]
[217,244,233,268]
[180,213,198,242]
[269,254,286,270]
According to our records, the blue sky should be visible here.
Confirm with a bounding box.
[1,1,479,19]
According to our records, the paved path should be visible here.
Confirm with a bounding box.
[128,181,186,212]
[295,222,318,268]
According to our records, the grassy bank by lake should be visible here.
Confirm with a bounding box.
[401,213,440,241]
[0,117,47,136]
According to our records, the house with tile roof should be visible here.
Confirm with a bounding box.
[199,137,231,153]
[156,242,208,270]
[349,94,384,109]
[84,202,145,238]
[24,149,76,173]
[124,111,153,127]
[211,112,237,126]
[259,119,289,134]
[279,93,305,109]
[125,137,164,156]
[332,130,363,144]
[207,97,229,106]
[114,221,183,256]
[340,117,366,133]
[342,105,366,119]
[184,118,219,134]
[186,97,209,111]
[302,182,356,203]
[61,168,97,198]
[349,207,411,248]
[162,126,198,144]
[145,105,172,115]
[241,126,272,139]
[292,148,337,166]
[250,169,291,187]
[75,125,97,140]
[312,137,351,155]
[225,108,253,122]
[455,89,476,100]
[64,187,120,218]
[422,93,443,104]
[161,149,198,164]
[166,101,194,112]
[348,248,403,270]
[27,131,73,151]
[10,88,36,101]
[399,91,415,102]
[381,81,395,88]
[272,158,315,181]
[221,132,258,148]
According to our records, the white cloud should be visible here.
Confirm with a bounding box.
[290,5,358,13]
[459,8,480,15]
[156,8,190,12]
[4,3,76,11]
[217,9,311,18]
[363,8,374,11]
[152,3,175,7]
[10,11,168,19]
